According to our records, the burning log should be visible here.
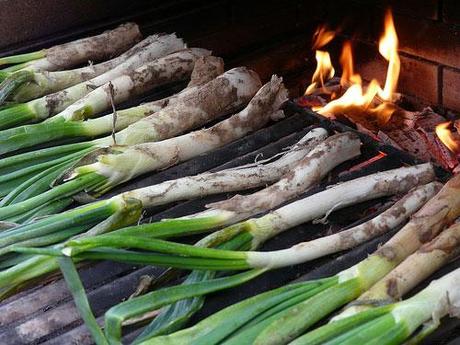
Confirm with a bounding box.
[379,108,460,171]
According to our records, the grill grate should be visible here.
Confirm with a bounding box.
[0,101,457,345]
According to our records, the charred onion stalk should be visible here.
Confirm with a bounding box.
[0,23,141,72]
[293,266,460,345]
[0,128,324,299]
[334,221,460,320]
[61,164,436,263]
[0,54,224,154]
[62,167,436,344]
[11,164,434,343]
[0,65,259,203]
[0,34,186,129]
[0,76,285,258]
[154,173,458,345]
[0,33,170,104]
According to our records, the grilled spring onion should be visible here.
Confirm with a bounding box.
[0,34,186,129]
[293,266,460,345]
[0,61,255,157]
[0,33,166,104]
[234,174,460,345]
[60,170,437,264]
[0,128,324,299]
[334,221,460,320]
[0,22,141,72]
[119,173,458,345]
[0,66,261,206]
[0,75,285,223]
[0,56,226,201]
[83,180,437,344]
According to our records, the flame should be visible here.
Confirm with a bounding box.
[339,41,361,87]
[312,25,335,49]
[305,26,336,95]
[307,10,400,126]
[436,122,460,153]
[305,51,335,95]
[378,10,400,101]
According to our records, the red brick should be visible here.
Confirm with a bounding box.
[442,68,460,111]
[394,14,460,69]
[398,55,439,104]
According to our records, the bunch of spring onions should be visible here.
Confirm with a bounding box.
[0,47,212,154]
[0,68,267,223]
[130,172,459,345]
[332,220,460,320]
[0,75,284,298]
[292,224,460,345]
[0,31,166,104]
[0,127,328,300]
[23,164,436,343]
[0,23,141,73]
[0,56,231,203]
[0,33,186,129]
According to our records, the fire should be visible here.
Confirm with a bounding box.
[307,10,401,126]
[305,26,336,95]
[312,25,335,49]
[436,122,460,154]
[305,51,335,95]
[339,41,361,87]
[378,10,400,101]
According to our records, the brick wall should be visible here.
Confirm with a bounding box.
[1,0,459,113]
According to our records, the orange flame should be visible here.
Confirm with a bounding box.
[378,10,400,101]
[436,122,460,153]
[308,10,400,126]
[339,41,361,87]
[305,26,336,95]
[305,50,335,95]
[312,25,335,49]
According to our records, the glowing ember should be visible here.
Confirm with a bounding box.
[347,151,388,172]
[306,10,400,127]
[436,122,460,154]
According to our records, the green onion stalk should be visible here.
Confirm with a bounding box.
[0,66,260,207]
[0,34,187,129]
[54,166,437,344]
[0,32,166,104]
[0,59,246,156]
[0,74,280,222]
[292,265,460,345]
[0,46,206,145]
[0,71,8,82]
[332,221,460,321]
[141,172,460,345]
[0,125,321,299]
[0,76,287,296]
[0,23,141,72]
